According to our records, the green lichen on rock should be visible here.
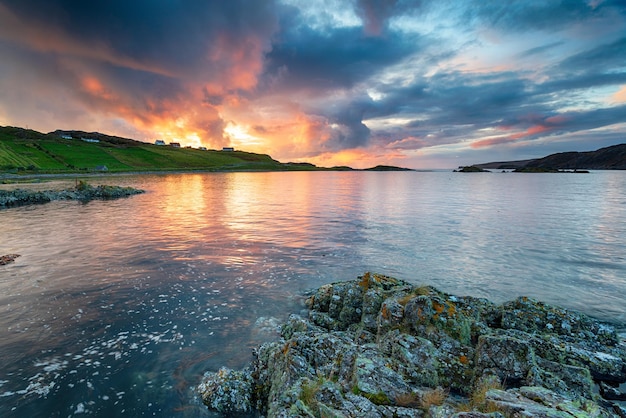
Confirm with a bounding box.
[196,273,626,417]
[197,367,254,416]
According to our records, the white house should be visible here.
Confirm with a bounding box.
[154,140,166,145]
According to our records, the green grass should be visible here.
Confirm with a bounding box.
[0,126,293,174]
[39,140,134,170]
[0,138,67,170]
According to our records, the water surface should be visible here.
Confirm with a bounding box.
[1,171,625,417]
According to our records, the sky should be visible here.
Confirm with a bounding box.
[0,1,625,169]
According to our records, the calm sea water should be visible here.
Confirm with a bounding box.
[1,171,625,417]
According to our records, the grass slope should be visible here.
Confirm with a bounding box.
[0,126,291,174]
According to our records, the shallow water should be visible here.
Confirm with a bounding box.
[1,171,625,416]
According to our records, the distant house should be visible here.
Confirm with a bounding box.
[94,165,108,172]
[60,135,72,140]
[198,146,207,151]
[170,142,181,148]
[222,147,235,152]
[154,140,166,146]
[81,137,100,143]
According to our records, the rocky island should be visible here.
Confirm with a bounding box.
[197,273,626,417]
[0,181,144,208]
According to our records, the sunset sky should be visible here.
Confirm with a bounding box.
[0,1,625,168]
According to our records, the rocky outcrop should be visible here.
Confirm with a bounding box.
[455,166,490,173]
[197,273,626,417]
[0,182,144,208]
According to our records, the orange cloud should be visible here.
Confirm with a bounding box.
[510,124,550,139]
[544,115,569,125]
[613,85,626,103]
[80,76,115,101]
[206,33,269,91]
[471,124,551,148]
[470,136,515,149]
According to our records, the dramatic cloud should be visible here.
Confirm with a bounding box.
[0,0,625,168]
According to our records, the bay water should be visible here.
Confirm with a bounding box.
[1,171,625,417]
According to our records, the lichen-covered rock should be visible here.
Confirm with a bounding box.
[528,357,595,400]
[564,343,626,383]
[501,297,619,345]
[361,288,385,333]
[352,344,411,403]
[377,297,405,334]
[486,386,615,417]
[475,334,535,385]
[197,367,254,416]
[198,273,626,417]
[382,331,441,387]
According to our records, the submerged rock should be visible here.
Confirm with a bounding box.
[197,273,626,417]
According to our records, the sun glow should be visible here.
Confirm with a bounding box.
[224,122,263,147]
[148,118,205,148]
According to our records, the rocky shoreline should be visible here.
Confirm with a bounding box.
[197,273,626,417]
[0,181,144,208]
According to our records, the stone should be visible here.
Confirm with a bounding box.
[0,184,144,208]
[381,330,441,387]
[197,273,625,417]
[0,254,21,265]
[197,367,254,416]
[352,344,411,403]
[475,334,535,385]
[486,386,615,417]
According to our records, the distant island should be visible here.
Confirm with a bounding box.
[0,126,413,177]
[471,143,626,171]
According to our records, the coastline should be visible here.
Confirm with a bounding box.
[197,273,626,417]
[0,167,423,183]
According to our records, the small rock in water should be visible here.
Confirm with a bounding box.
[0,254,20,265]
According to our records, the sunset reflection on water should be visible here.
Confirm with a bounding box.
[0,171,625,417]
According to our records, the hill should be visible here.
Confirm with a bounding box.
[475,143,626,170]
[0,126,415,175]
[0,126,287,174]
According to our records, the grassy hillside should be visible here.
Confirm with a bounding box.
[0,126,304,174]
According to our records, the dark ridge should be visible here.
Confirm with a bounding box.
[363,165,414,171]
[475,143,626,170]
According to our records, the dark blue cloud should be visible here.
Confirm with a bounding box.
[2,0,279,75]
[558,36,626,72]
[264,24,421,91]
